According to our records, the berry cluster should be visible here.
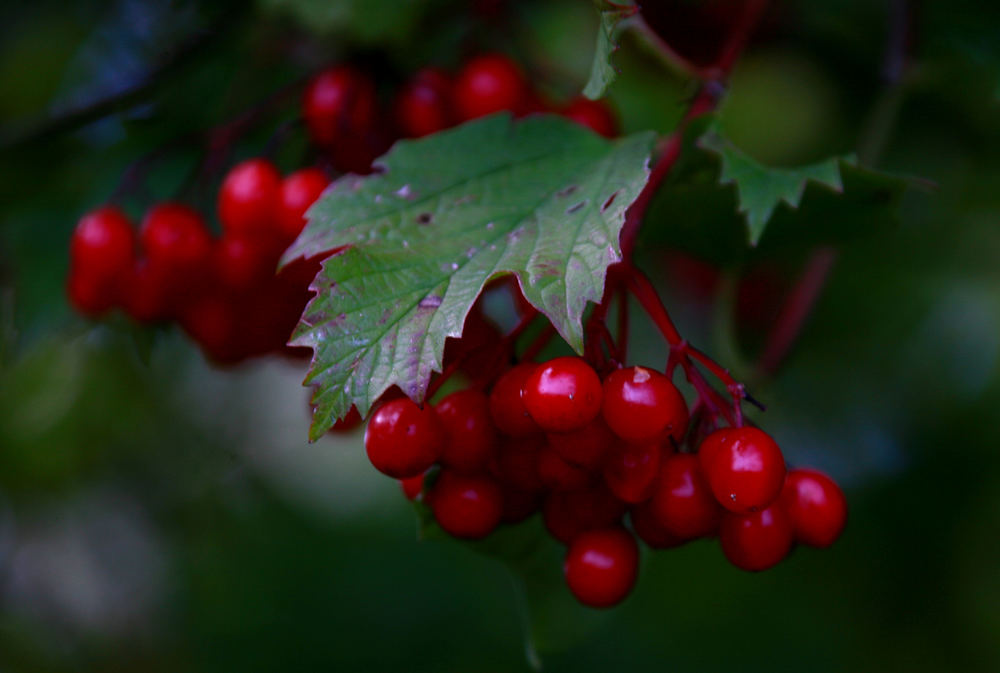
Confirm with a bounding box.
[363,356,847,608]
[67,159,329,363]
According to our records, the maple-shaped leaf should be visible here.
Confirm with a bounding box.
[284,114,654,439]
[583,0,638,100]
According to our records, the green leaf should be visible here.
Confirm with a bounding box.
[285,114,654,439]
[583,0,638,100]
[698,130,850,245]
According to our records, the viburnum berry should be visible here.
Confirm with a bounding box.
[364,398,443,478]
[302,66,377,147]
[430,471,504,539]
[560,96,619,138]
[543,485,626,544]
[217,158,281,237]
[649,453,723,539]
[538,448,593,492]
[602,441,661,504]
[66,269,116,317]
[434,388,497,473]
[630,501,684,550]
[395,68,454,138]
[719,504,794,572]
[602,366,688,443]
[563,528,639,608]
[139,203,212,276]
[453,53,529,121]
[178,292,241,363]
[276,167,329,242]
[699,427,786,513]
[779,468,847,548]
[400,473,425,501]
[213,234,276,291]
[521,356,603,432]
[490,436,545,492]
[500,487,540,524]
[489,363,543,437]
[119,259,173,323]
[69,206,135,282]
[328,406,363,433]
[546,417,616,470]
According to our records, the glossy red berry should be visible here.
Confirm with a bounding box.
[490,436,545,492]
[179,293,241,363]
[218,159,281,237]
[603,441,661,504]
[214,234,276,291]
[400,473,425,501]
[489,363,542,437]
[564,528,638,608]
[602,366,688,443]
[430,471,504,539]
[277,168,328,242]
[546,417,615,470]
[543,485,626,544]
[649,453,722,539]
[434,389,497,473]
[630,501,685,550]
[66,269,116,316]
[719,504,794,572]
[364,398,443,478]
[779,468,847,548]
[119,259,173,323]
[302,66,377,147]
[561,97,619,138]
[453,53,529,121]
[699,427,786,513]
[395,68,453,137]
[538,448,593,492]
[522,357,603,432]
[140,203,212,274]
[70,206,135,282]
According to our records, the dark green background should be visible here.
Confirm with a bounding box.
[1,1,998,671]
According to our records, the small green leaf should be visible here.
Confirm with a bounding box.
[285,114,654,439]
[583,0,638,100]
[698,130,850,245]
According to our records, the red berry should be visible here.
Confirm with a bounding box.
[434,389,497,473]
[699,427,786,513]
[395,68,454,137]
[329,406,363,433]
[400,472,426,501]
[697,427,735,469]
[546,417,615,470]
[430,471,503,539]
[649,453,722,539]
[779,468,847,548]
[543,485,626,544]
[119,259,173,323]
[214,234,276,291]
[302,66,377,147]
[522,357,602,432]
[538,448,593,491]
[66,268,116,317]
[630,501,685,550]
[601,366,688,443]
[364,398,443,478]
[218,159,281,237]
[490,436,545,492]
[500,487,541,524]
[277,168,329,242]
[489,363,542,437]
[564,528,638,608]
[70,206,135,282]
[561,97,619,138]
[453,53,529,121]
[179,293,242,363]
[140,203,212,275]
[603,441,661,504]
[719,504,794,572]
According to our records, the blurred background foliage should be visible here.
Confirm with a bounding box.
[1,0,999,670]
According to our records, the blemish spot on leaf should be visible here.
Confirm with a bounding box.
[601,190,620,212]
[566,200,588,215]
[416,212,433,225]
[557,184,579,198]
[419,295,443,309]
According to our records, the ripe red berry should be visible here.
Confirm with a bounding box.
[489,363,542,437]
[453,53,529,121]
[302,66,377,147]
[179,293,241,363]
[434,388,497,473]
[601,366,688,443]
[329,406,363,433]
[218,159,281,237]
[66,268,116,316]
[564,528,638,608]
[500,487,541,524]
[522,357,603,432]
[364,398,443,478]
[490,436,545,492]
[400,472,425,500]
[546,417,615,470]
[70,206,135,282]
[119,259,173,323]
[139,203,212,275]
[779,468,847,548]
[697,427,735,469]
[538,448,593,491]
[630,501,685,550]
[543,485,626,544]
[395,68,454,137]
[430,471,504,539]
[603,441,661,504]
[214,234,276,291]
[699,427,786,513]
[560,97,619,138]
[649,453,722,539]
[277,168,329,242]
[719,504,794,572]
